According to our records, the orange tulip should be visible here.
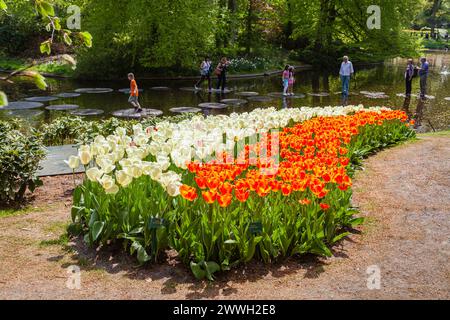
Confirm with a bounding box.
[202,190,217,204]
[180,184,198,201]
[218,193,232,207]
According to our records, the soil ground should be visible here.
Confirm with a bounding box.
[0,132,449,300]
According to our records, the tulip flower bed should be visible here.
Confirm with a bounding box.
[69,106,415,280]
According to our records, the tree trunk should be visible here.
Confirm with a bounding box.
[314,0,336,53]
[430,0,442,36]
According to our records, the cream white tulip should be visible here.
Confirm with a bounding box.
[78,150,92,165]
[116,170,133,187]
[86,167,104,182]
[105,183,119,195]
[100,174,115,190]
[64,155,80,169]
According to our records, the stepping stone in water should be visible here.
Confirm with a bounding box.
[45,104,80,111]
[363,93,389,99]
[112,108,163,118]
[3,101,44,110]
[55,92,81,98]
[220,99,248,105]
[118,88,144,94]
[179,87,203,92]
[210,88,234,93]
[360,91,385,95]
[396,93,435,100]
[150,86,171,91]
[75,88,114,94]
[198,102,228,109]
[24,96,59,102]
[268,92,306,98]
[71,109,105,116]
[333,91,359,96]
[169,107,202,113]
[308,92,330,97]
[5,110,44,118]
[247,96,274,102]
[235,91,259,97]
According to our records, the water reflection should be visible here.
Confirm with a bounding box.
[1,52,449,131]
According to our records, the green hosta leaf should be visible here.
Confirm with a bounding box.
[331,232,351,244]
[80,31,93,48]
[0,91,8,108]
[204,261,220,281]
[349,217,365,227]
[190,261,206,280]
[40,40,51,55]
[90,221,104,242]
[131,242,150,264]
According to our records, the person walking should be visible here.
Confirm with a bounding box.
[405,59,415,96]
[418,57,429,99]
[339,56,354,105]
[282,65,290,96]
[215,57,230,92]
[127,73,142,112]
[194,56,212,92]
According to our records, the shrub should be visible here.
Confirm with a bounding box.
[0,121,45,204]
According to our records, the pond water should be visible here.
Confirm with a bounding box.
[1,52,449,132]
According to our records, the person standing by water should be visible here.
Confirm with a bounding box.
[215,57,230,92]
[128,73,142,112]
[194,56,212,92]
[282,65,290,96]
[419,57,429,99]
[339,56,354,105]
[288,66,295,96]
[405,59,415,96]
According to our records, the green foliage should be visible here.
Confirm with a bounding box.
[0,120,45,204]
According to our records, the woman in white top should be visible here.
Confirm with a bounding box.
[194,56,212,92]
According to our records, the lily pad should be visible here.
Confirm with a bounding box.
[112,108,163,118]
[198,102,228,109]
[169,107,202,113]
[70,109,105,116]
[75,88,114,94]
[247,96,274,102]
[307,92,330,97]
[24,96,59,102]
[45,104,80,111]
[235,91,259,97]
[55,92,81,98]
[220,99,248,105]
[4,101,44,110]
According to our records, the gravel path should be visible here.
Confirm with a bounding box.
[0,133,448,300]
